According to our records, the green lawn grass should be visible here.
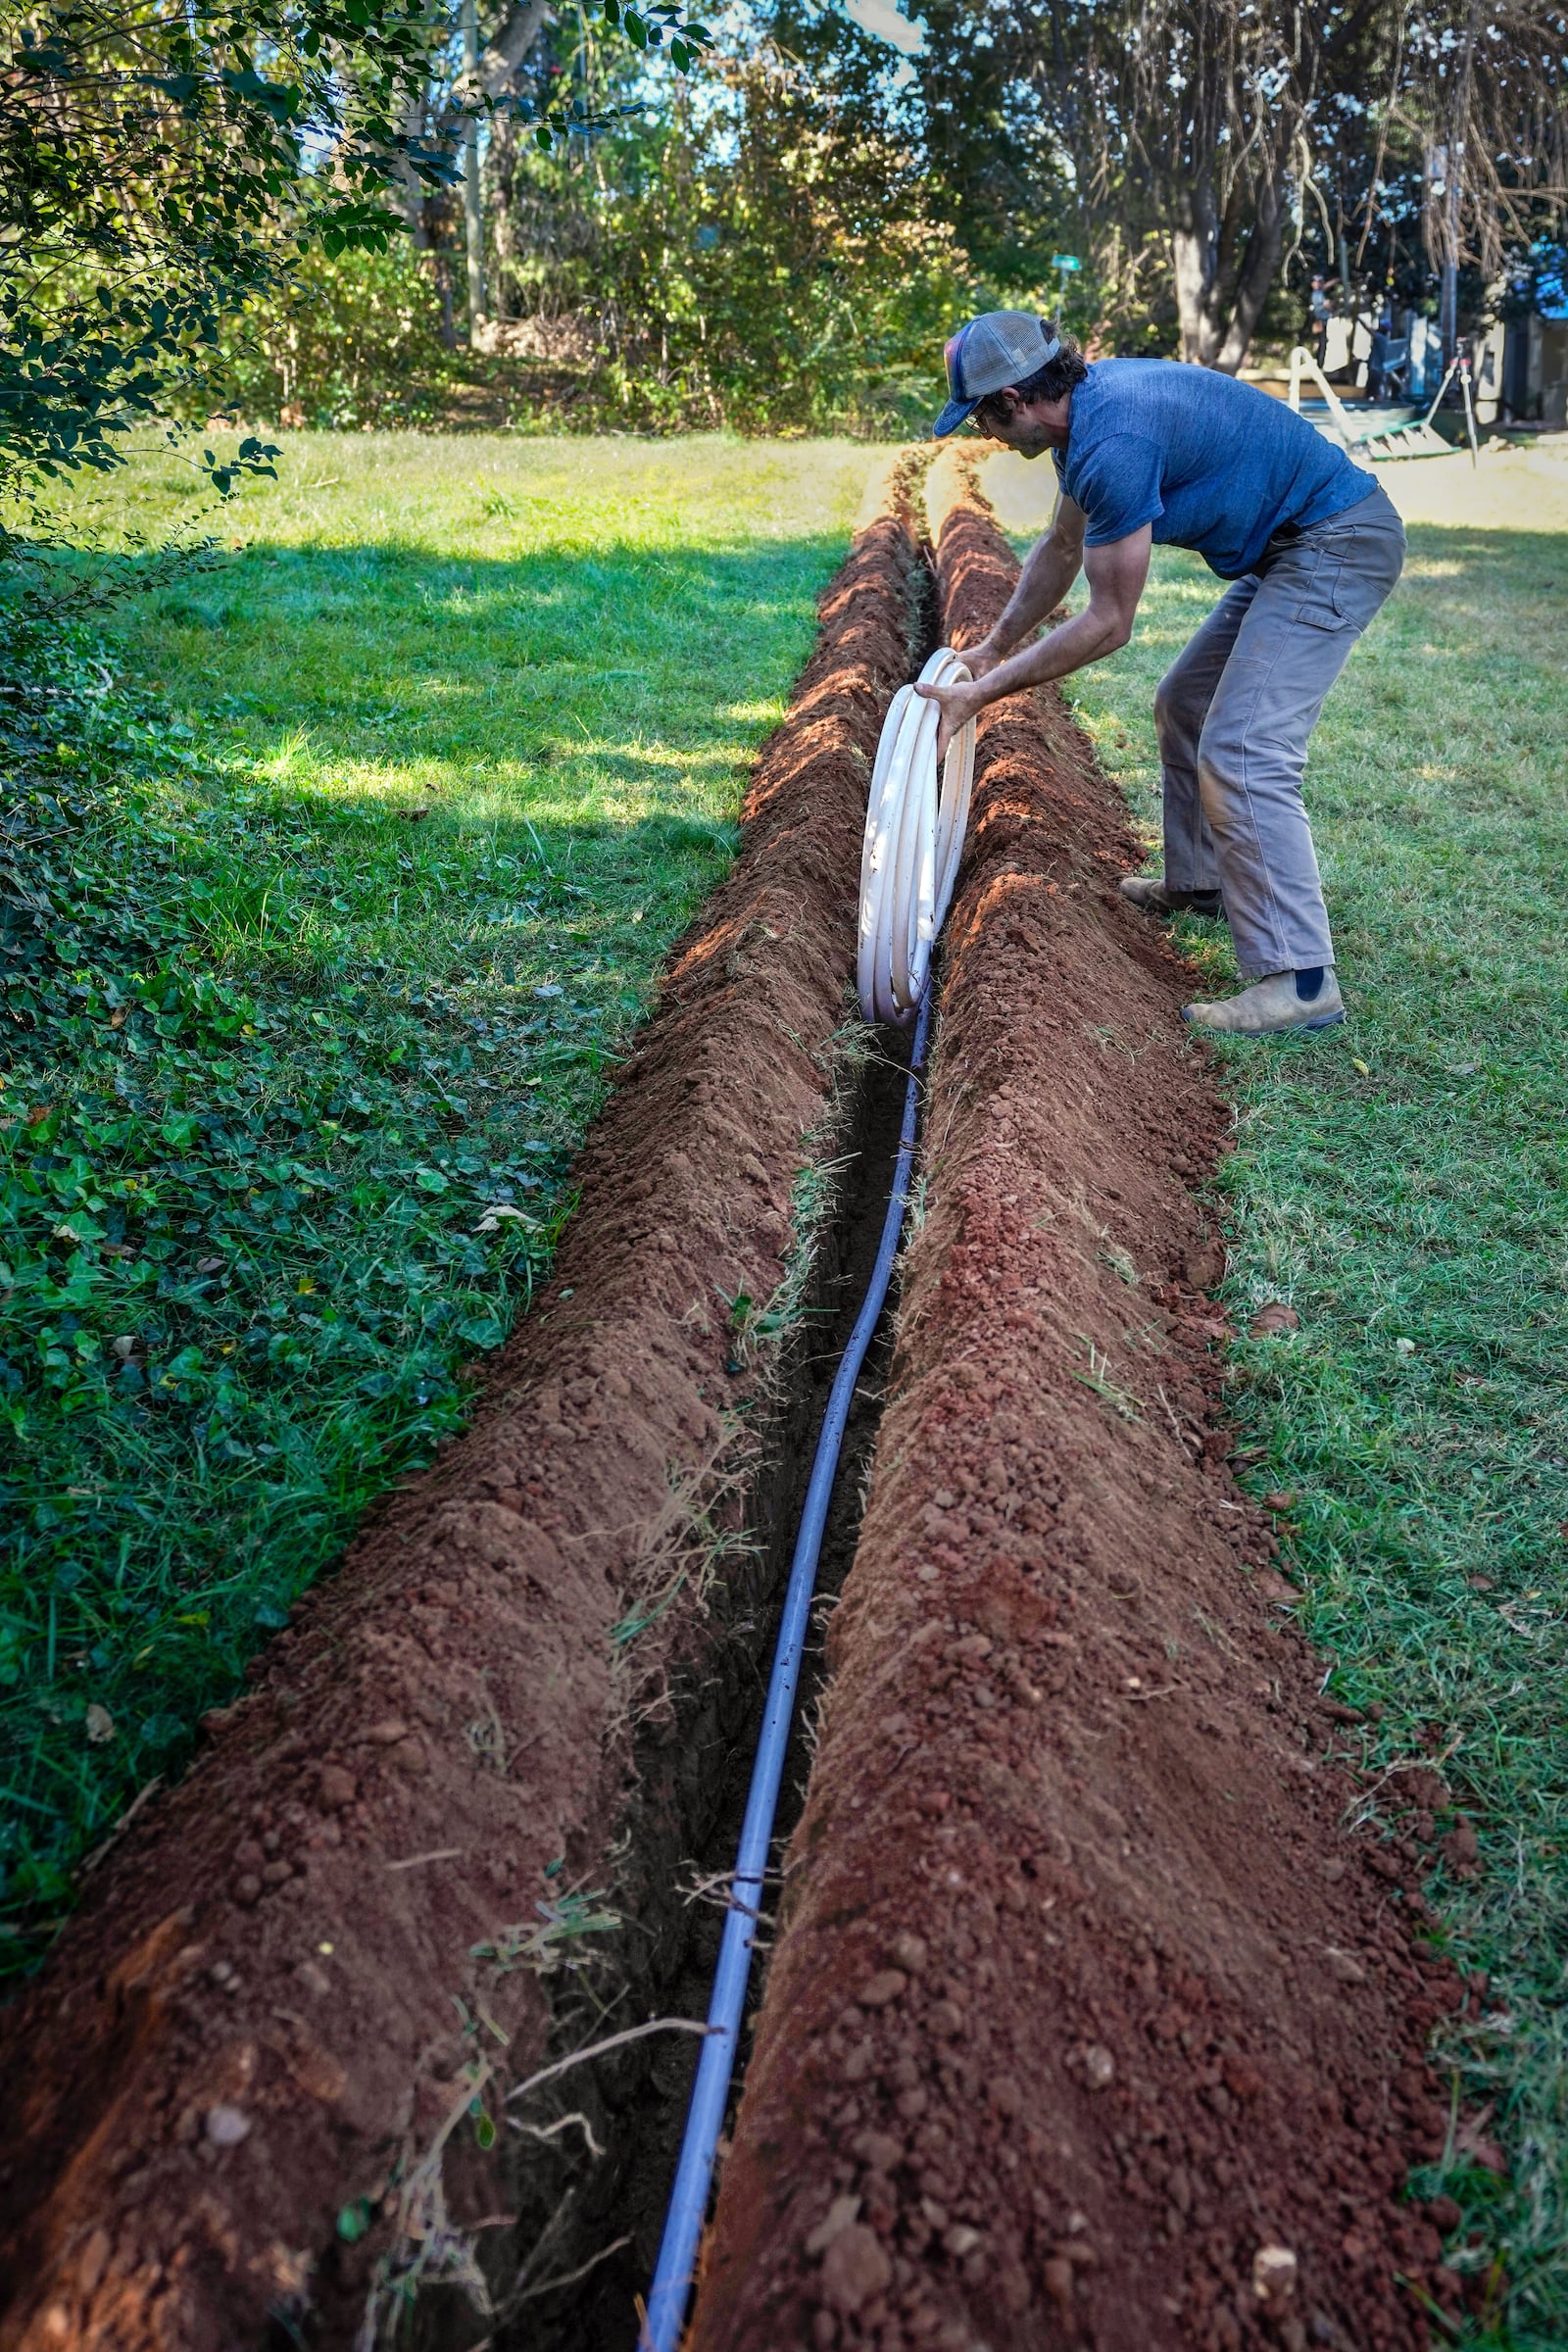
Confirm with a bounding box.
[1056,523,1568,2347]
[0,432,876,1973]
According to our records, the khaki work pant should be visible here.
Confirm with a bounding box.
[1155,479,1406,981]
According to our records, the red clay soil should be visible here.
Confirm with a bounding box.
[0,504,921,2352]
[686,480,1468,2352]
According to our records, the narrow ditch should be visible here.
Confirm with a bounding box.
[675,478,1460,2352]
[444,1035,922,2352]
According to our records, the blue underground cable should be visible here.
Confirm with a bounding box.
[641,993,933,2352]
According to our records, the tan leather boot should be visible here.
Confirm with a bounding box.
[1118,874,1225,919]
[1183,969,1346,1036]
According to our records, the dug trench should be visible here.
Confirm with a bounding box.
[683,466,1480,2352]
[0,461,1483,2352]
[0,479,935,2352]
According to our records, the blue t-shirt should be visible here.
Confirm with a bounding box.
[1052,359,1375,579]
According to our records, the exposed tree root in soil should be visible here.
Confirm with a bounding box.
[0,484,930,2352]
[685,473,1468,2352]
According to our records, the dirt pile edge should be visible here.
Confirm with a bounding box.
[685,479,1462,2352]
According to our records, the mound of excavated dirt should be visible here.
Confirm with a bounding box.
[0,506,922,2352]
[686,477,1464,2352]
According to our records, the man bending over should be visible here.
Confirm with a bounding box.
[917,312,1405,1037]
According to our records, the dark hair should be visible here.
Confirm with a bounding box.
[978,327,1089,415]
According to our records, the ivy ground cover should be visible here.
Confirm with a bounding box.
[0,431,876,1972]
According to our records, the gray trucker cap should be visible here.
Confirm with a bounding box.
[934,311,1062,437]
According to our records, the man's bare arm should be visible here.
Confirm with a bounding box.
[964,495,1087,678]
[917,525,1152,759]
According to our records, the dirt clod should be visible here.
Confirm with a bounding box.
[1252,2246,1298,2303]
[1044,2257,1076,2312]
[807,2193,864,2258]
[316,1763,357,1809]
[820,2222,894,2313]
[1444,1817,1480,1871]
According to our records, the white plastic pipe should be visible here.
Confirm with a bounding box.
[857,646,977,1026]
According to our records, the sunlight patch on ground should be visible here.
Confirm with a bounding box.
[0,434,884,1966]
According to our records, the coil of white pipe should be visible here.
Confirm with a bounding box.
[857,646,977,1026]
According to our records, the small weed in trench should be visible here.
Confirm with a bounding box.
[473,1886,622,1977]
[1073,1338,1144,1423]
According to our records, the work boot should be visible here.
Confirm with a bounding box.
[1118,874,1225,919]
[1183,968,1346,1037]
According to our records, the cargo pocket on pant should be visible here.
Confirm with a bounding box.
[1294,547,1351,631]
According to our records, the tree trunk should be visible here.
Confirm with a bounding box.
[1171,159,1286,375]
[1172,175,1218,363]
[469,0,552,335]
[461,0,485,335]
[1214,169,1285,373]
[480,0,554,95]
[435,252,459,350]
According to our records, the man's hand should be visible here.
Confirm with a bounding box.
[914,671,986,763]
[957,635,1006,683]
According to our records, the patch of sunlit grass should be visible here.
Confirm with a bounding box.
[0,433,879,1972]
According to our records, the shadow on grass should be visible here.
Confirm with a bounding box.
[113,532,847,738]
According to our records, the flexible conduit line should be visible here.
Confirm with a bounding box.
[643,638,978,2345]
[641,990,934,2352]
[858,647,976,1026]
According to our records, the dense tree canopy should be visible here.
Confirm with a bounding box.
[909,0,1568,367]
[452,0,1568,416]
[2,0,1565,464]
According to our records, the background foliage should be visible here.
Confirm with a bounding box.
[4,0,1564,456]
[194,0,1568,436]
[0,0,458,521]
[207,22,972,434]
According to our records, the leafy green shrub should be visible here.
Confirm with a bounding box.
[208,24,978,438]
[490,43,973,434]
[212,245,463,430]
[0,0,453,527]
